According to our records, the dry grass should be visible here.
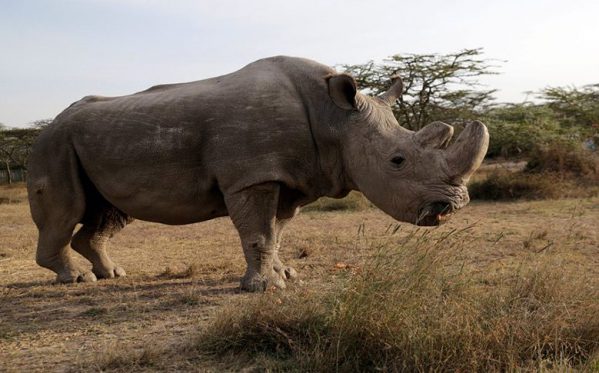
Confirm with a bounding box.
[1,183,599,371]
[0,183,28,205]
[104,229,599,372]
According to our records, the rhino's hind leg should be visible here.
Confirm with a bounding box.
[28,152,97,283]
[71,205,132,280]
[35,227,98,283]
[225,182,287,292]
[273,217,298,281]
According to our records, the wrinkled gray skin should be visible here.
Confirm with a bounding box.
[27,56,489,292]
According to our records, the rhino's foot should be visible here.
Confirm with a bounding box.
[274,265,297,281]
[93,265,126,280]
[240,270,287,292]
[56,269,97,284]
[273,258,298,281]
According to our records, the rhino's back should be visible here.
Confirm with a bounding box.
[41,56,334,224]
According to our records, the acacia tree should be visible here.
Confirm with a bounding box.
[341,48,499,130]
[30,118,53,129]
[0,120,49,183]
[0,129,18,184]
[537,84,599,130]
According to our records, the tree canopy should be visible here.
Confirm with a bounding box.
[537,84,599,130]
[341,48,499,130]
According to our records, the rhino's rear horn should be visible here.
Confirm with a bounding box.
[446,121,489,181]
[379,75,404,106]
[415,121,454,149]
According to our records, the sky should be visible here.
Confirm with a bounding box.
[1,0,598,127]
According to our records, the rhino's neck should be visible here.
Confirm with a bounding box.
[304,105,355,199]
[277,67,355,199]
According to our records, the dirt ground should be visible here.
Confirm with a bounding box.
[1,184,598,372]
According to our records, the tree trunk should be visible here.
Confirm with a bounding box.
[4,161,11,184]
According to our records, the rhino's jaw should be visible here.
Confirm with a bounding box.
[416,201,455,226]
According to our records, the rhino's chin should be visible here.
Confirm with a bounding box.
[416,201,454,227]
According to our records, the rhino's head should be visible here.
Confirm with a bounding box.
[327,73,489,226]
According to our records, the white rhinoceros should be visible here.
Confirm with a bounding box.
[27,56,488,291]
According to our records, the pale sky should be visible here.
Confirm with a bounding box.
[1,0,598,127]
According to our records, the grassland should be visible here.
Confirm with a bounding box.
[0,183,598,371]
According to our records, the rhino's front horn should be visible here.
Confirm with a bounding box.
[446,121,489,181]
[379,75,404,105]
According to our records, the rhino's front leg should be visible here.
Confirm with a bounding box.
[225,183,287,292]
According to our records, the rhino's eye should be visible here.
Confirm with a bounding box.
[390,156,405,167]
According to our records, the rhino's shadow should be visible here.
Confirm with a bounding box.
[0,277,241,339]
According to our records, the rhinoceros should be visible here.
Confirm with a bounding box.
[27,56,488,291]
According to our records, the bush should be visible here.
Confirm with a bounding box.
[525,140,599,177]
[469,172,563,200]
[469,170,599,200]
[471,139,599,200]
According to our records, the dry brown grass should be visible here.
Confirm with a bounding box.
[1,183,598,371]
[191,245,599,371]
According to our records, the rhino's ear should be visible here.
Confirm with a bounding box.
[414,121,454,149]
[327,73,357,110]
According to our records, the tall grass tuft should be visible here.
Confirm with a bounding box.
[193,229,599,371]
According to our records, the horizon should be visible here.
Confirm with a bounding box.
[1,0,598,127]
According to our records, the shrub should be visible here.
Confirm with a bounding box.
[525,140,599,177]
[468,172,563,200]
[471,139,599,200]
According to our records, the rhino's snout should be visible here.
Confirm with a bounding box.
[416,201,455,226]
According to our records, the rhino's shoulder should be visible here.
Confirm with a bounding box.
[134,82,188,94]
[241,55,336,77]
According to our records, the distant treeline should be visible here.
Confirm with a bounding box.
[0,120,50,184]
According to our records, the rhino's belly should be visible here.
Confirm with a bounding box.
[85,165,228,225]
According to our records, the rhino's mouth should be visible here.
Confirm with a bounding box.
[416,201,454,226]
